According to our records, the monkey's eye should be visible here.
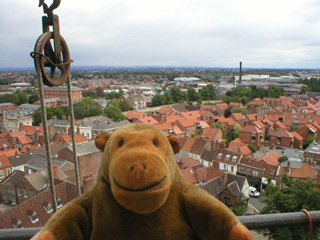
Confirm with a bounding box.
[153,139,159,147]
[118,139,124,147]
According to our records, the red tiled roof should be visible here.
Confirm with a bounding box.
[275,121,286,130]
[173,125,184,135]
[125,111,145,120]
[181,138,196,152]
[163,115,181,123]
[257,151,281,166]
[239,125,262,134]
[231,113,245,121]
[197,167,225,183]
[219,117,237,126]
[0,154,12,169]
[157,106,172,115]
[270,129,293,138]
[181,168,199,184]
[177,157,201,169]
[17,136,32,145]
[0,149,21,157]
[136,116,159,125]
[202,128,222,139]
[54,133,88,146]
[293,132,304,141]
[8,131,25,138]
[181,111,201,120]
[228,138,245,148]
[176,118,198,128]
[154,122,172,131]
[277,163,316,179]
[247,114,257,121]
[253,121,265,129]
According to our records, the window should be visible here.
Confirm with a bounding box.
[24,188,28,198]
[6,168,11,176]
[224,164,227,170]
[0,170,3,178]
[43,201,53,213]
[246,169,251,174]
[239,167,245,172]
[18,188,22,196]
[252,170,259,177]
[218,153,222,159]
[231,166,234,172]
[232,156,237,162]
[57,198,63,208]
[27,210,39,223]
[30,190,33,197]
[225,155,230,161]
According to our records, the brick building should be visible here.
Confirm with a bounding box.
[57,140,102,189]
[239,125,263,149]
[39,86,83,101]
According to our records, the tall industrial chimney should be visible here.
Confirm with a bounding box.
[239,61,242,84]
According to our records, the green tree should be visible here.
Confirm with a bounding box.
[73,97,102,119]
[304,136,317,149]
[96,87,105,98]
[230,193,248,216]
[103,106,126,122]
[231,107,248,115]
[187,87,200,102]
[278,155,288,163]
[261,175,320,240]
[170,87,187,103]
[32,107,55,125]
[212,123,226,138]
[118,100,133,112]
[29,94,39,104]
[17,92,29,105]
[248,144,257,153]
[151,94,167,107]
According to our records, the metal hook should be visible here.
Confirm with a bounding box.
[38,0,61,16]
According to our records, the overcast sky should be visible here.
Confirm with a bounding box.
[1,0,320,69]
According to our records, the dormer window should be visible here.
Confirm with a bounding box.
[232,156,237,162]
[12,218,22,228]
[225,155,230,161]
[42,201,53,213]
[218,153,222,159]
[27,210,39,223]
[57,198,63,208]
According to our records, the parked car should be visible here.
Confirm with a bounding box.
[249,186,260,197]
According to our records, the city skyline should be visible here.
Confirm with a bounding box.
[1,0,320,69]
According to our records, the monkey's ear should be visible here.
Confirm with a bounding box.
[167,135,181,154]
[95,131,112,151]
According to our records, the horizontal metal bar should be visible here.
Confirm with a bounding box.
[0,211,319,240]
[239,211,320,230]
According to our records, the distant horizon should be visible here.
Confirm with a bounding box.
[1,65,320,73]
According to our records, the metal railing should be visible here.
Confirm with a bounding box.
[0,211,319,240]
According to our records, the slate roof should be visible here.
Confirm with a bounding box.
[1,170,25,185]
[24,155,66,171]
[24,168,66,190]
[8,153,33,168]
[68,140,100,157]
[31,142,66,157]
[172,103,190,112]
[189,138,208,156]
[93,120,130,131]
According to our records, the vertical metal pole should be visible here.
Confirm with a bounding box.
[67,76,81,195]
[35,57,57,212]
[239,61,242,84]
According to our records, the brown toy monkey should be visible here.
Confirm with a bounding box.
[32,123,253,240]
